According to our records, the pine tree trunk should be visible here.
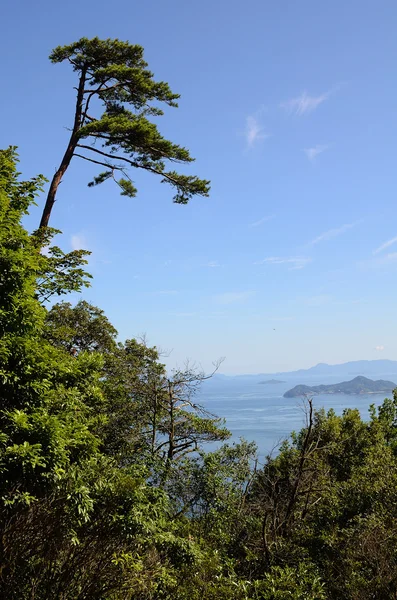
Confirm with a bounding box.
[39,66,87,229]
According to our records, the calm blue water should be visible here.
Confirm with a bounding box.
[198,377,393,461]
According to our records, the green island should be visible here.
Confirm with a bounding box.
[284,375,397,398]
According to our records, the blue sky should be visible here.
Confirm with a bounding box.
[2,0,397,373]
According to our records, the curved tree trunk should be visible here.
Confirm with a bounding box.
[39,66,87,229]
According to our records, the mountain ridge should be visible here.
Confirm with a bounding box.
[215,360,397,380]
[283,376,396,398]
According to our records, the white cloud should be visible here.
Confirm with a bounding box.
[304,145,329,161]
[206,260,221,268]
[374,252,397,266]
[308,222,355,246]
[359,252,397,270]
[249,215,275,228]
[373,236,397,255]
[375,345,385,352]
[255,256,312,270]
[382,252,397,263]
[245,115,269,148]
[70,233,89,250]
[214,291,255,305]
[281,90,330,116]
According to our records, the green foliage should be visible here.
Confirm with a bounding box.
[40,36,210,228]
[0,149,208,598]
[0,147,46,337]
[244,397,397,599]
[44,300,118,353]
[36,229,92,303]
[4,145,397,598]
[0,149,90,304]
[250,564,326,599]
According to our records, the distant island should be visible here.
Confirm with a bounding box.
[212,360,397,383]
[259,379,286,385]
[284,376,396,398]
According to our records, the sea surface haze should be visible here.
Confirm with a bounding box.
[199,371,397,461]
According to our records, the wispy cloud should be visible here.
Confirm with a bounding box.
[281,90,330,116]
[249,215,275,228]
[373,236,397,255]
[373,252,397,266]
[255,256,312,270]
[308,222,355,246]
[245,112,269,148]
[206,260,221,268]
[70,233,89,250]
[359,252,397,270]
[214,291,255,305]
[304,145,329,161]
[380,253,397,264]
[375,345,385,352]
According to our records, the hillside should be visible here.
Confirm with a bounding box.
[284,376,396,398]
[212,360,397,382]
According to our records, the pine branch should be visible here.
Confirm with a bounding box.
[74,153,122,170]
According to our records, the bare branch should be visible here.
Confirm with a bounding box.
[81,78,112,123]
[74,153,122,170]
[76,144,135,166]
[77,141,190,188]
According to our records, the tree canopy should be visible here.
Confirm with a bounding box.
[4,153,397,596]
[0,148,225,598]
[39,37,210,229]
[2,34,397,600]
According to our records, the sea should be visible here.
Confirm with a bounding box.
[198,376,394,462]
